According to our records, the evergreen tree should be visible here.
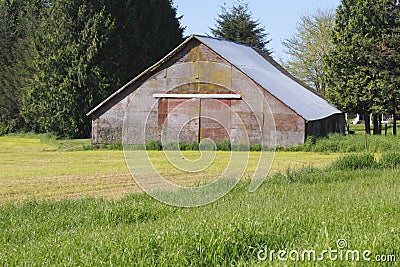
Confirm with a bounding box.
[367,0,400,134]
[22,0,114,137]
[282,9,334,95]
[0,0,44,134]
[324,0,400,134]
[101,0,184,89]
[21,0,184,138]
[210,2,271,54]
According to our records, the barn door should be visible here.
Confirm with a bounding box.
[157,96,236,144]
[158,98,200,143]
[199,99,230,142]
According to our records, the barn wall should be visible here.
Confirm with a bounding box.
[306,113,345,138]
[91,103,123,144]
[91,40,308,147]
[262,90,306,147]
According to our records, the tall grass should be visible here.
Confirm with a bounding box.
[380,151,400,169]
[284,133,400,153]
[329,153,377,170]
[0,135,399,265]
[0,161,399,265]
[272,152,400,184]
[9,132,400,153]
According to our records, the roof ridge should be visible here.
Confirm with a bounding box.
[192,34,256,49]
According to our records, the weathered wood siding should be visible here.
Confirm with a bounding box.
[91,40,311,147]
[306,113,345,138]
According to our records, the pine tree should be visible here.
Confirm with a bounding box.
[22,0,114,137]
[210,2,271,54]
[21,0,184,138]
[101,0,184,89]
[0,0,44,134]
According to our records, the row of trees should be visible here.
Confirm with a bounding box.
[0,0,183,137]
[1,0,399,137]
[325,0,400,135]
[282,0,400,135]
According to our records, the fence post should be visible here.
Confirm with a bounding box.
[364,131,368,152]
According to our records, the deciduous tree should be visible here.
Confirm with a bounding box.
[324,0,400,134]
[282,9,334,95]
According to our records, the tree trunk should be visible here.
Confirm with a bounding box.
[372,114,380,135]
[394,98,397,136]
[364,113,371,134]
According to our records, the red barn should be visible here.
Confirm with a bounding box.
[87,35,344,147]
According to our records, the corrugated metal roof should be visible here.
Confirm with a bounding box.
[196,35,342,121]
[87,35,342,120]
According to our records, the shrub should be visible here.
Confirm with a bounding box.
[303,135,316,151]
[108,143,123,150]
[146,141,162,151]
[160,142,175,150]
[232,143,250,151]
[199,141,216,151]
[82,144,97,150]
[0,122,6,136]
[330,154,377,171]
[123,144,146,150]
[181,142,200,151]
[216,141,231,151]
[250,144,262,152]
[380,152,400,169]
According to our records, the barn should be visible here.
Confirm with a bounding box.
[87,35,345,147]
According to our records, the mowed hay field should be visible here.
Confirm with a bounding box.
[0,135,399,266]
[0,135,338,203]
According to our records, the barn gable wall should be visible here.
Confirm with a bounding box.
[91,39,306,147]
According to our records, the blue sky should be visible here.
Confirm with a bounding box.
[172,0,341,62]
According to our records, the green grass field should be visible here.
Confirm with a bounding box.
[0,135,399,266]
[0,135,338,204]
